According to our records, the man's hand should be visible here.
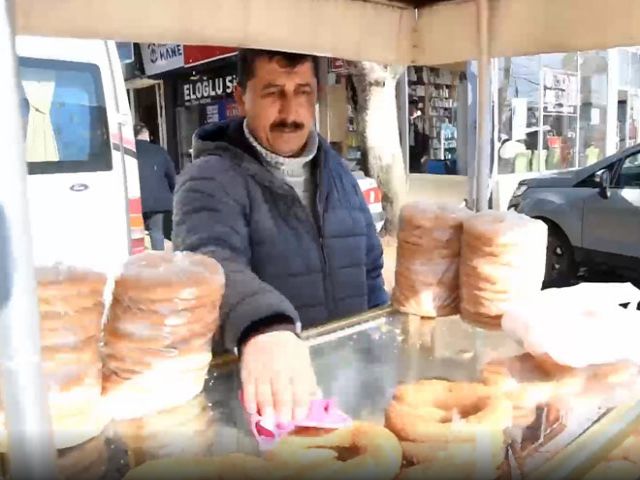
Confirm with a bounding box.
[240,330,318,424]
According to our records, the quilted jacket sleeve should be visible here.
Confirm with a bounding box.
[172,156,301,353]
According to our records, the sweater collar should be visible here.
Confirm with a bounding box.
[243,119,318,171]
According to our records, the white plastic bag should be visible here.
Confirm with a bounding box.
[502,282,640,368]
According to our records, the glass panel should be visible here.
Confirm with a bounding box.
[18,57,111,175]
[540,53,579,170]
[496,56,542,174]
[47,311,635,479]
[578,51,608,167]
[618,48,640,90]
[176,105,202,170]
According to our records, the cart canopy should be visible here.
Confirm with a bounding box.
[14,0,640,65]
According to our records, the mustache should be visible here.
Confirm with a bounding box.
[270,120,305,132]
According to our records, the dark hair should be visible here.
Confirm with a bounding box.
[134,122,148,138]
[236,49,319,90]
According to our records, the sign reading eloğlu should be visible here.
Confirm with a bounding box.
[140,43,185,75]
[176,61,238,106]
[180,74,238,106]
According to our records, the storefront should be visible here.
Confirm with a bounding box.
[497,49,640,169]
[130,43,240,171]
[173,60,239,170]
[484,47,640,209]
[406,65,465,175]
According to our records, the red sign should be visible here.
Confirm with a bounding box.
[330,58,349,73]
[226,101,241,119]
[183,45,238,66]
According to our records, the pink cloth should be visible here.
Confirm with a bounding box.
[248,398,352,450]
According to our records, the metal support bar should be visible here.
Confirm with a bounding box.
[0,1,57,478]
[529,401,640,480]
[475,0,491,212]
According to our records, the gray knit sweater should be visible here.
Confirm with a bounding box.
[243,120,318,211]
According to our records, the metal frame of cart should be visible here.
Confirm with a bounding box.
[3,1,640,479]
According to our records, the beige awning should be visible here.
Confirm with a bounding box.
[14,0,640,64]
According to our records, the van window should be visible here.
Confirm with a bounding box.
[18,57,111,175]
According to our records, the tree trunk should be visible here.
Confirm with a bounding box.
[350,62,407,236]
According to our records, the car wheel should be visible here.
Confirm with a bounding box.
[544,226,577,288]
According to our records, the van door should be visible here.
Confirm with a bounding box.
[19,52,130,273]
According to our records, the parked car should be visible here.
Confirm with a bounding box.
[508,144,640,286]
[16,36,144,274]
[351,170,385,233]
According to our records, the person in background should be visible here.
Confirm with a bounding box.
[134,123,176,251]
[409,99,428,173]
[173,49,388,425]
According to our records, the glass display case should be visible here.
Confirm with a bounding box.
[3,308,640,480]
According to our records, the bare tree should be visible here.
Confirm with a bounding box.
[350,62,407,236]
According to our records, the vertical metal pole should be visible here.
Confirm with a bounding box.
[397,69,410,175]
[490,59,500,208]
[156,82,168,149]
[539,64,545,172]
[466,61,478,208]
[606,49,620,156]
[575,55,581,168]
[475,0,491,211]
[0,1,57,479]
[316,57,330,139]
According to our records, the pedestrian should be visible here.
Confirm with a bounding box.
[135,123,176,251]
[173,49,388,424]
[408,99,428,173]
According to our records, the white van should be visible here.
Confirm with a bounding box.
[15,36,145,275]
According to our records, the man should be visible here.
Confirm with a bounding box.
[408,99,428,173]
[173,49,388,424]
[135,123,176,251]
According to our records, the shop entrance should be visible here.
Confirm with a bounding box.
[127,81,167,148]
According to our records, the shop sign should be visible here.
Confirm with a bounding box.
[226,101,240,118]
[184,45,238,66]
[542,69,579,116]
[141,43,185,75]
[330,58,349,73]
[206,104,221,123]
[179,74,238,106]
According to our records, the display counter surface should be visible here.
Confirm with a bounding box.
[8,308,640,480]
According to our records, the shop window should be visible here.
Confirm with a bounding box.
[407,66,461,175]
[175,65,239,170]
[578,51,608,167]
[540,53,579,171]
[619,48,640,91]
[18,57,111,175]
[497,48,640,176]
[496,56,543,174]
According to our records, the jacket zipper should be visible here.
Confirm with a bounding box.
[277,168,334,319]
[314,172,335,318]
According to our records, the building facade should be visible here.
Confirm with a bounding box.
[122,44,640,210]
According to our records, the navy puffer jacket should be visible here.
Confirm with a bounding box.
[172,118,388,352]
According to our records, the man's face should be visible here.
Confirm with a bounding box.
[137,128,150,141]
[235,56,317,157]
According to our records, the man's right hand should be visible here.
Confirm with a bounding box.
[240,330,318,424]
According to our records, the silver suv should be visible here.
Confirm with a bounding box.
[508,145,640,286]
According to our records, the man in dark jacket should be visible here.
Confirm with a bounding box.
[173,49,388,424]
[135,123,176,250]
